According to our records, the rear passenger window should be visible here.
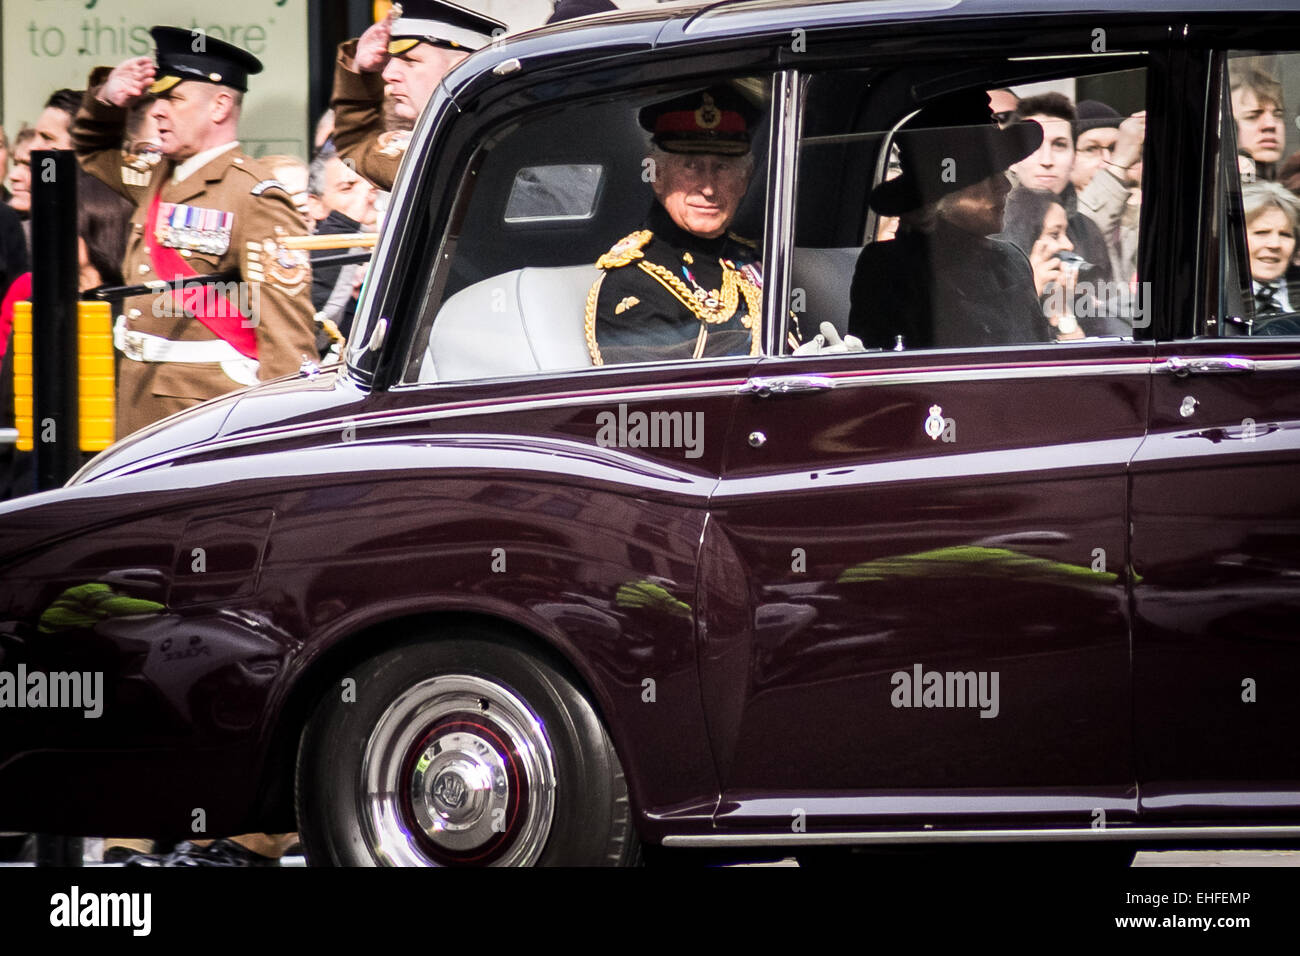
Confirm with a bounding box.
[504,164,605,223]
[1213,52,1300,337]
[401,77,773,384]
[788,62,1148,354]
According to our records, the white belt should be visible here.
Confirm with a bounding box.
[114,315,261,386]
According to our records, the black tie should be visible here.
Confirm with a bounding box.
[1255,282,1283,316]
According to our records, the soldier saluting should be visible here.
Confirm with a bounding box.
[72,26,317,439]
[331,0,505,192]
[587,85,795,365]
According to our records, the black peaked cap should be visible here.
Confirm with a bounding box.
[148,25,263,95]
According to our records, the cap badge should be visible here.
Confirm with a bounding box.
[694,93,721,131]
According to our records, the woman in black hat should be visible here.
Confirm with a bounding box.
[848,91,1050,351]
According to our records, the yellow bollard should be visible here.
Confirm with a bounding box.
[11,300,115,453]
[78,301,115,451]
[13,302,32,452]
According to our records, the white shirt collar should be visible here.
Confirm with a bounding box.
[171,140,240,184]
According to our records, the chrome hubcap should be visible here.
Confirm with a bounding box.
[361,674,556,866]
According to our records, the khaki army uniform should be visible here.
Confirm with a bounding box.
[72,71,317,438]
[330,40,409,192]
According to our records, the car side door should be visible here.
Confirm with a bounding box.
[698,52,1160,837]
[1132,35,1300,822]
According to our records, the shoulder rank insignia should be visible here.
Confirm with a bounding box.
[121,166,152,187]
[376,129,412,158]
[596,230,653,270]
[614,296,640,315]
[250,179,290,196]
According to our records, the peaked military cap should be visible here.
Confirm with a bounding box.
[639,85,761,156]
[387,0,506,55]
[147,25,264,95]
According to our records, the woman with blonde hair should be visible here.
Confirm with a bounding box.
[1241,180,1300,332]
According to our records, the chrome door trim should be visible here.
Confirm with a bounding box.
[1162,355,1257,374]
[663,824,1300,847]
[738,375,836,396]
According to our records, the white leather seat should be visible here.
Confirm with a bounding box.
[419,249,860,382]
[421,264,599,382]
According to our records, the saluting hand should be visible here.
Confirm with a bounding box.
[99,56,157,108]
[1109,111,1145,186]
[355,17,394,73]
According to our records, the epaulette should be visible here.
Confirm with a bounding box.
[596,230,653,270]
[250,179,290,197]
[225,153,285,193]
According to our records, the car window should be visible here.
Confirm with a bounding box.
[785,61,1148,355]
[1213,51,1300,337]
[400,77,773,385]
[504,164,605,223]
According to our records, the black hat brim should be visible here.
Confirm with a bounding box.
[871,120,1043,217]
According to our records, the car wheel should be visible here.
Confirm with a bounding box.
[295,629,640,866]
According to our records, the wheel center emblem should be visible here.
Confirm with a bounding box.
[433,770,468,810]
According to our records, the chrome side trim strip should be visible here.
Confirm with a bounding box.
[663,825,1300,847]
[119,359,1159,478]
[823,358,1152,388]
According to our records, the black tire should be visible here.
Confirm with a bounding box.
[295,628,640,866]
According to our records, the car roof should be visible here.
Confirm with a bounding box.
[466,0,1300,88]
[516,0,1300,42]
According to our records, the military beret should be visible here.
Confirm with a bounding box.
[639,85,761,156]
[147,25,263,95]
[387,0,506,55]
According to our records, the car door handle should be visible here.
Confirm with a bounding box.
[1162,356,1256,376]
[738,375,836,397]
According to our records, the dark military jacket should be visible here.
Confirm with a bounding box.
[587,205,772,366]
[330,40,408,192]
[72,69,318,438]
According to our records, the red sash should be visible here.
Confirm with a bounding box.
[145,190,257,359]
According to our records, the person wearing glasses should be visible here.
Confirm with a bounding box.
[1072,100,1145,288]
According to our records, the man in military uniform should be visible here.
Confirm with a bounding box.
[331,0,505,192]
[587,86,793,366]
[72,26,317,440]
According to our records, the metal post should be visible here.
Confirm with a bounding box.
[29,149,81,492]
[29,149,83,867]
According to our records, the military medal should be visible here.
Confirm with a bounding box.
[156,203,234,255]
